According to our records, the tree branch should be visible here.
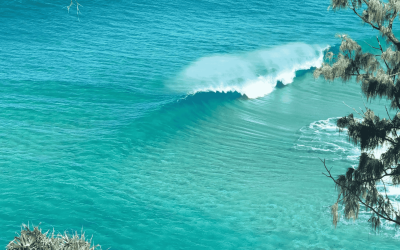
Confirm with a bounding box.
[385,136,396,144]
[343,101,363,117]
[320,158,400,225]
[364,41,381,50]
[377,36,391,73]
[350,7,380,30]
[388,11,397,30]
[352,1,400,50]
[385,106,393,122]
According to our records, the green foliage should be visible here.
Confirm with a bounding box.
[315,0,400,230]
[6,223,102,250]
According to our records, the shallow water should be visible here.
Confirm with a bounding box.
[1,0,399,249]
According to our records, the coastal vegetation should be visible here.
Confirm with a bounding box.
[6,224,101,250]
[314,0,400,229]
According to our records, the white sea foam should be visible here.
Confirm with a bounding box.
[170,43,328,99]
[297,117,394,160]
[295,118,354,159]
[297,117,400,219]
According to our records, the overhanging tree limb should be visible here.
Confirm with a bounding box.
[320,159,399,225]
[315,0,400,230]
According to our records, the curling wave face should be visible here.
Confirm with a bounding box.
[170,43,327,98]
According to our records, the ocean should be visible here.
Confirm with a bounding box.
[1,0,400,249]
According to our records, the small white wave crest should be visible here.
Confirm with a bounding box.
[170,43,327,99]
[295,117,391,161]
[295,117,357,159]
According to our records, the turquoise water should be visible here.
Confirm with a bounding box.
[1,0,400,249]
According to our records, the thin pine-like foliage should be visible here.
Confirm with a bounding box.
[6,223,102,250]
[315,0,400,230]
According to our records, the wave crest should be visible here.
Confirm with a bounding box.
[170,43,327,99]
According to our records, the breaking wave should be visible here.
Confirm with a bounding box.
[170,43,327,99]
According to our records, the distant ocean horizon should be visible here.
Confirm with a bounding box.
[1,0,400,249]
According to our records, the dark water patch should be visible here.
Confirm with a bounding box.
[275,81,286,89]
[178,90,246,104]
[295,68,313,78]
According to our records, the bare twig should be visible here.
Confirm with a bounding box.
[320,158,400,225]
[388,72,400,77]
[64,0,74,13]
[385,106,393,121]
[343,101,364,117]
[364,41,380,50]
[359,93,368,115]
[377,36,392,73]
[388,11,398,31]
[76,1,82,15]
[65,0,82,20]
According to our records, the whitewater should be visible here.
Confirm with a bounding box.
[171,43,326,98]
[2,0,400,249]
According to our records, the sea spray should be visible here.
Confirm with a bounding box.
[170,43,327,98]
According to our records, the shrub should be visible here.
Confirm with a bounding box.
[6,223,102,250]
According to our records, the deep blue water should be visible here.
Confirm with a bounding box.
[1,0,400,249]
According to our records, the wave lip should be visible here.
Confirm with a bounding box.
[170,43,328,99]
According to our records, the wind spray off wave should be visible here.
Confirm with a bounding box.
[170,43,327,98]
